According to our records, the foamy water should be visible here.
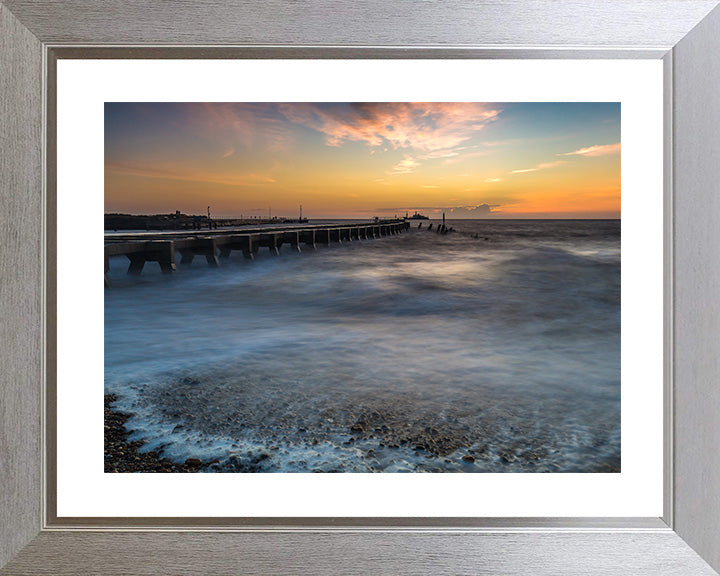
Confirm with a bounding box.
[105,219,620,472]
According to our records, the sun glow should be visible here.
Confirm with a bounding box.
[105,102,621,219]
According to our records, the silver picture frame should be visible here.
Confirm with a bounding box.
[2,1,720,574]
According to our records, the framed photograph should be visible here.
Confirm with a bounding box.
[2,2,720,575]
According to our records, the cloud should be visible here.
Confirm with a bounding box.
[279,102,502,153]
[422,149,460,159]
[389,155,421,175]
[558,142,621,157]
[422,185,440,189]
[441,149,490,166]
[448,204,497,217]
[221,146,235,159]
[183,103,296,153]
[106,162,276,187]
[510,160,566,174]
[484,177,503,183]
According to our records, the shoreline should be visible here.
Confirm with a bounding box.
[105,392,620,473]
[105,394,211,472]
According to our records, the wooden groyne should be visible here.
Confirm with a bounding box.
[104,220,410,285]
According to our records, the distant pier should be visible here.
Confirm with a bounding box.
[104,220,410,286]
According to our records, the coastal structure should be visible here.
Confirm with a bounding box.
[104,219,410,285]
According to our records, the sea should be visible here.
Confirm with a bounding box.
[104,219,621,473]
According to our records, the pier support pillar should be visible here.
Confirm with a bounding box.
[127,255,145,275]
[104,251,111,287]
[228,234,256,259]
[284,231,302,253]
[261,233,281,255]
[149,241,176,274]
[318,229,330,245]
[301,229,316,249]
[178,238,218,267]
[127,240,175,275]
[202,238,220,267]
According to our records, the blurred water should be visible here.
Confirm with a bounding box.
[105,219,620,472]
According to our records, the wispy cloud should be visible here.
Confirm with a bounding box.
[184,103,296,153]
[484,177,503,183]
[389,155,421,175]
[422,149,460,159]
[510,160,566,174]
[558,142,621,157]
[441,149,490,166]
[106,162,276,187]
[279,102,502,153]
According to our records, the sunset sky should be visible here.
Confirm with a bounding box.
[105,102,620,219]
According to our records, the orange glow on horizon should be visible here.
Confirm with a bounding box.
[105,102,621,219]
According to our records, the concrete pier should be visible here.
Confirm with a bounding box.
[105,220,409,283]
[179,236,219,267]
